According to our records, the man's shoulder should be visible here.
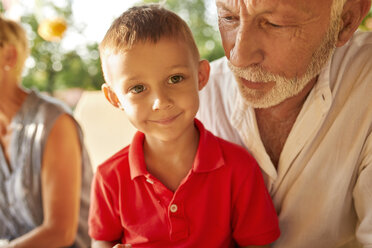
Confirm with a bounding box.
[331,31,372,94]
[333,31,372,71]
[200,56,236,98]
[197,57,242,142]
[210,56,231,74]
[208,56,235,87]
[347,31,372,48]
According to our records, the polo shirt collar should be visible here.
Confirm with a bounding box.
[128,119,225,180]
[229,57,333,186]
[128,131,147,180]
[192,119,225,173]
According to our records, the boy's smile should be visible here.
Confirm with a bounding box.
[148,112,183,126]
[101,37,210,143]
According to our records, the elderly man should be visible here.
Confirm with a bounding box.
[197,0,372,247]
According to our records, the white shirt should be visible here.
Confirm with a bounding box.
[197,31,372,248]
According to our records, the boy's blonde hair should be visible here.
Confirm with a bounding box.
[0,16,29,78]
[99,4,199,60]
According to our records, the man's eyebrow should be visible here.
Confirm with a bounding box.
[216,2,235,13]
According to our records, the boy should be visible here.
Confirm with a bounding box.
[88,4,280,248]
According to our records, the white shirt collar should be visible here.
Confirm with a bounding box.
[230,58,333,191]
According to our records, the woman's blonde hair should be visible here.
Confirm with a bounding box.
[0,16,29,77]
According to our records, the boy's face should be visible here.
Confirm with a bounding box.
[102,38,209,142]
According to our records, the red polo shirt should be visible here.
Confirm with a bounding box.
[89,119,279,247]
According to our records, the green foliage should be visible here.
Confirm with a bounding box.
[141,0,225,61]
[360,8,372,31]
[20,0,104,94]
[20,0,224,94]
[8,0,372,94]
[18,0,225,94]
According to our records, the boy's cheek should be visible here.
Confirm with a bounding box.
[120,99,141,115]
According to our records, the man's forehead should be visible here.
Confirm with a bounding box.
[215,0,326,15]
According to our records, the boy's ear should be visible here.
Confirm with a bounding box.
[198,59,210,91]
[336,0,371,47]
[101,83,123,110]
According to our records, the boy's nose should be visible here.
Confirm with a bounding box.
[152,94,173,111]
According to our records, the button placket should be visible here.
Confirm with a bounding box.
[145,175,173,207]
[167,201,188,241]
[170,204,178,213]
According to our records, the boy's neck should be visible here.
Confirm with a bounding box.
[143,123,199,192]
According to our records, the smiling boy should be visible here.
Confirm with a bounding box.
[88,4,280,248]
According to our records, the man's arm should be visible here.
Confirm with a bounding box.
[353,132,372,246]
[7,114,82,248]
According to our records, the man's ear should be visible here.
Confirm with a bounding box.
[336,0,371,47]
[198,59,210,91]
[101,83,123,110]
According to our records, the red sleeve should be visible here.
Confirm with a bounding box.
[232,159,280,246]
[88,169,123,241]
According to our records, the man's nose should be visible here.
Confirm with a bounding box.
[152,91,173,111]
[229,7,264,67]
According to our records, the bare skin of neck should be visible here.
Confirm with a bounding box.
[0,83,28,167]
[143,124,199,192]
[255,77,318,169]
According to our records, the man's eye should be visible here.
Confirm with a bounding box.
[268,22,283,28]
[129,85,146,94]
[222,16,233,21]
[219,15,239,23]
[168,75,184,84]
[261,19,284,28]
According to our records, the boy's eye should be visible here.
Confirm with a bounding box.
[129,85,146,94]
[169,75,184,84]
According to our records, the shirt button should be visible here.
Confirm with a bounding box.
[170,204,178,213]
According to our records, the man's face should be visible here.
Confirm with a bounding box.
[216,0,340,108]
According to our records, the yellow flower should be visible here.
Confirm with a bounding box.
[38,18,67,42]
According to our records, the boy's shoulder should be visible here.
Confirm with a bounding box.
[198,118,259,175]
[202,129,265,194]
[215,134,259,171]
[96,145,131,178]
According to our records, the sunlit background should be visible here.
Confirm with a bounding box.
[0,0,222,105]
[1,0,372,167]
[1,0,372,107]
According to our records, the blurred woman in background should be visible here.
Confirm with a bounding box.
[0,16,92,248]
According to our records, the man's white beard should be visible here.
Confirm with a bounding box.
[228,18,340,109]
